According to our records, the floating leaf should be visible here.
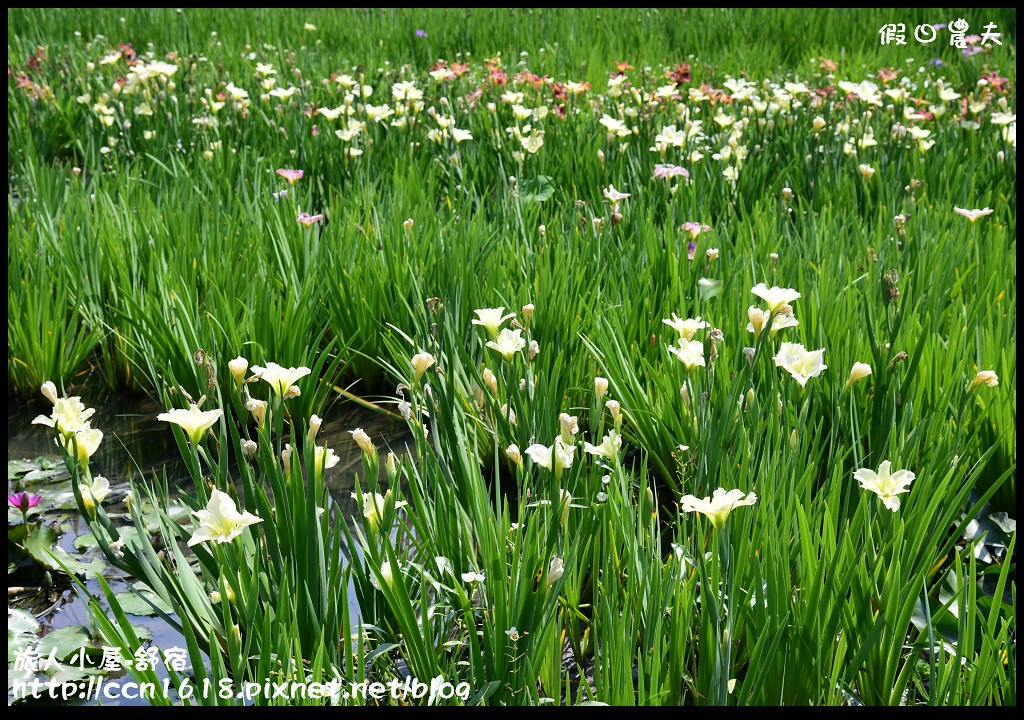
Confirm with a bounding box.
[8,608,40,638]
[8,662,38,703]
[8,457,66,483]
[114,589,174,617]
[131,624,155,642]
[24,525,106,576]
[37,626,92,662]
[46,662,104,687]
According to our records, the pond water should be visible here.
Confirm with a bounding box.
[7,391,411,706]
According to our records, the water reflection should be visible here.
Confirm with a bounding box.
[8,390,411,706]
[8,394,186,485]
[8,391,413,512]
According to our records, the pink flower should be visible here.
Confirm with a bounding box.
[680,221,711,239]
[276,168,304,185]
[297,212,324,227]
[9,492,42,513]
[654,163,690,180]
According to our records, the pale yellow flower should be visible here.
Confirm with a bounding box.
[773,342,827,387]
[228,356,248,385]
[603,184,631,209]
[667,337,706,372]
[500,403,517,425]
[486,328,526,361]
[351,490,408,532]
[845,362,873,389]
[33,397,96,439]
[525,438,575,472]
[584,430,621,462]
[506,444,522,467]
[750,283,801,313]
[318,106,343,121]
[747,307,799,336]
[157,404,224,444]
[315,446,340,475]
[662,313,707,341]
[681,488,758,528]
[559,413,579,443]
[370,560,396,590]
[747,305,767,336]
[80,475,111,513]
[854,461,915,512]
[349,428,375,457]
[483,367,498,395]
[545,556,564,589]
[521,303,535,325]
[970,370,999,389]
[245,398,268,429]
[954,207,994,222]
[308,414,323,441]
[250,362,312,397]
[40,381,58,405]
[605,399,621,426]
[187,489,263,546]
[471,307,515,337]
[60,427,104,469]
[411,352,435,382]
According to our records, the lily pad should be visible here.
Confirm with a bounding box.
[9,458,40,479]
[131,624,155,642]
[37,626,92,662]
[114,589,174,617]
[8,608,40,634]
[8,662,38,703]
[8,456,67,483]
[8,609,41,663]
[47,662,105,687]
[24,524,106,576]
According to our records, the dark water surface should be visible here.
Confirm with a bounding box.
[8,390,411,705]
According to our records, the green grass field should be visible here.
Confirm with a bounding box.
[8,8,1016,706]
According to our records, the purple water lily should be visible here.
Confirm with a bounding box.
[9,491,42,514]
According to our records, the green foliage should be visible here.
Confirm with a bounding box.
[9,7,1016,708]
